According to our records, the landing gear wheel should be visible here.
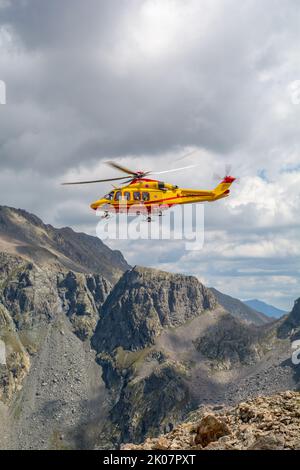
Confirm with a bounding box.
[147,216,152,223]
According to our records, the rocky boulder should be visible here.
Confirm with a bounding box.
[194,414,230,447]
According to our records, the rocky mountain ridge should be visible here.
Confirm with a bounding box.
[0,206,129,283]
[244,299,286,319]
[0,205,299,449]
[1,253,299,448]
[210,288,271,325]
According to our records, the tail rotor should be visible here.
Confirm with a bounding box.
[213,163,239,184]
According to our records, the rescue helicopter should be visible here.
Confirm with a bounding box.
[62,161,236,222]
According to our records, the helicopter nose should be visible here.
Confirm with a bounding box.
[90,198,107,210]
[90,201,100,210]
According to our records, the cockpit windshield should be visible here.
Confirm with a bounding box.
[104,191,114,201]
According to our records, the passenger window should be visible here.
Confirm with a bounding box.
[142,192,150,201]
[133,192,141,201]
[115,191,122,201]
[123,192,131,201]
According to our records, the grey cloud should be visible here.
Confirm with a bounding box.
[0,0,127,50]
[0,0,299,309]
[1,0,299,176]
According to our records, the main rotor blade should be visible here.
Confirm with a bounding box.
[105,161,138,176]
[175,149,198,162]
[151,164,199,176]
[61,176,128,185]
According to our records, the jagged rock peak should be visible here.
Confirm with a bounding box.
[124,265,217,298]
[92,265,218,352]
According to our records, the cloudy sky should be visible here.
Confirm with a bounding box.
[0,0,299,309]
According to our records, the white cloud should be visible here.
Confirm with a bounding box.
[228,173,300,227]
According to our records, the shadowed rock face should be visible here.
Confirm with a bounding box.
[277,298,300,340]
[109,363,192,445]
[92,266,218,352]
[0,252,111,339]
[0,303,30,403]
[194,314,266,369]
[57,271,111,340]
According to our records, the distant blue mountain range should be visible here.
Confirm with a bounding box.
[243,299,287,319]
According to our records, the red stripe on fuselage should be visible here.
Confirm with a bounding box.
[108,193,209,208]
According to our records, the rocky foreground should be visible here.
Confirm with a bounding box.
[123,391,300,450]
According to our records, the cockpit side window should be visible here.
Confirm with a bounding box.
[115,191,122,201]
[104,191,114,201]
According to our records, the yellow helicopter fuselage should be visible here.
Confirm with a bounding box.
[90,176,235,213]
